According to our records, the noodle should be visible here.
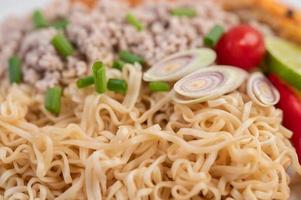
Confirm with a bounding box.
[0,63,301,200]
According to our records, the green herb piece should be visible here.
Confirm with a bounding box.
[8,56,22,84]
[76,76,94,88]
[92,61,106,94]
[107,79,127,94]
[45,86,62,115]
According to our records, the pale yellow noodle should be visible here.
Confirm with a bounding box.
[0,64,301,200]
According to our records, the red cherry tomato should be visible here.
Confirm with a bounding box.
[216,24,265,71]
[268,74,301,161]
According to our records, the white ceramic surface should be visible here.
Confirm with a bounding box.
[0,0,51,21]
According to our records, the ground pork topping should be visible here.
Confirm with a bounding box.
[0,0,263,93]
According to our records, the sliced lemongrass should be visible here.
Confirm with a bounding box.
[143,48,216,82]
[173,65,247,104]
[247,72,280,107]
[173,92,214,104]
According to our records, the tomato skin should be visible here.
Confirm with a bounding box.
[268,74,301,161]
[215,25,265,71]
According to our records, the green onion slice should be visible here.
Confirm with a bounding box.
[126,13,144,31]
[76,76,95,88]
[51,34,74,57]
[247,72,280,107]
[173,65,247,104]
[112,59,125,71]
[8,56,22,84]
[119,50,144,64]
[204,25,224,48]
[45,86,62,115]
[107,79,127,94]
[92,61,106,94]
[149,81,170,92]
[170,7,197,17]
[52,18,69,30]
[143,48,216,82]
[32,10,49,28]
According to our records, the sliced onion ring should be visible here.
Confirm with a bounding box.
[143,48,216,82]
[173,65,247,104]
[247,72,280,107]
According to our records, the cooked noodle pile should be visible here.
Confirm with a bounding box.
[0,64,301,200]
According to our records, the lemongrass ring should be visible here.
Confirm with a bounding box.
[247,72,280,107]
[173,92,214,104]
[174,65,247,100]
[143,48,216,82]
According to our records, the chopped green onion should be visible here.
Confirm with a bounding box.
[119,50,144,64]
[51,34,74,57]
[204,25,224,48]
[170,7,197,17]
[112,59,125,71]
[52,18,69,30]
[45,86,62,115]
[107,79,127,94]
[32,10,49,28]
[76,76,94,88]
[149,81,170,92]
[92,61,106,94]
[8,56,22,84]
[126,13,144,31]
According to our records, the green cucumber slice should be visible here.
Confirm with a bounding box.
[265,36,301,90]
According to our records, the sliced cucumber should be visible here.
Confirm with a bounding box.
[265,36,301,90]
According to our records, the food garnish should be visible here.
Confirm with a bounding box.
[170,7,197,17]
[265,36,301,90]
[51,34,74,57]
[8,55,22,84]
[247,72,280,107]
[148,81,170,92]
[52,18,69,30]
[76,76,95,88]
[92,61,106,94]
[126,13,144,31]
[269,74,301,161]
[204,25,224,48]
[143,48,216,82]
[32,10,48,28]
[107,79,127,94]
[173,65,247,104]
[45,86,62,115]
[118,50,144,64]
[112,59,126,71]
[216,25,265,71]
